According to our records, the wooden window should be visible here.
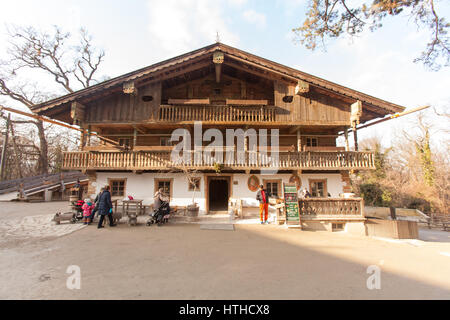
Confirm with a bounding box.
[154,178,173,198]
[263,179,282,198]
[119,138,132,148]
[306,137,318,147]
[109,179,126,197]
[332,223,345,231]
[160,137,172,146]
[188,177,201,191]
[309,179,327,198]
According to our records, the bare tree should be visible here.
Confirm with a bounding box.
[0,25,104,177]
[293,0,449,70]
[354,112,449,214]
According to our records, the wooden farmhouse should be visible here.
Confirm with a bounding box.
[31,43,405,232]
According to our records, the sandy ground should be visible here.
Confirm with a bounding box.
[0,202,450,300]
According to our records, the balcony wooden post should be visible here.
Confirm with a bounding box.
[79,128,86,151]
[87,125,91,147]
[133,128,137,150]
[296,129,301,152]
[353,127,359,151]
[344,128,350,151]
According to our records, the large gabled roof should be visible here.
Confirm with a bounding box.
[31,42,405,115]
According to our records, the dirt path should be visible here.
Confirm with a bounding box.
[0,221,449,299]
[0,202,449,299]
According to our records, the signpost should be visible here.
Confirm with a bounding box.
[283,183,301,228]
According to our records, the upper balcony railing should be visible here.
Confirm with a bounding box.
[62,150,375,171]
[158,104,276,123]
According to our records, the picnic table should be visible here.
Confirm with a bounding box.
[122,199,143,226]
[427,213,450,231]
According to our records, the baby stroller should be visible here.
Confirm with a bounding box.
[147,201,170,227]
[71,199,85,221]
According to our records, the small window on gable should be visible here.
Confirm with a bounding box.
[142,95,153,102]
[306,137,318,147]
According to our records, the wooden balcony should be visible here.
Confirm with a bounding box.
[158,104,276,123]
[62,150,375,171]
[299,198,365,218]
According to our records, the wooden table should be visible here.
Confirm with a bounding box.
[122,199,143,216]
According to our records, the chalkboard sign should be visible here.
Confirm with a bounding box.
[283,183,301,227]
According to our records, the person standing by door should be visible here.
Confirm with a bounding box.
[256,184,270,224]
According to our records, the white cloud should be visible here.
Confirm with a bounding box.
[242,9,266,28]
[227,0,248,6]
[146,0,239,59]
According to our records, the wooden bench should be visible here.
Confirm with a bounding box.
[140,204,185,216]
[427,213,450,231]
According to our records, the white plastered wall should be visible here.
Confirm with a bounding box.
[94,172,344,215]
[94,172,207,213]
[232,173,344,207]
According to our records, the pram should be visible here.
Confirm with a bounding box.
[147,201,170,227]
[71,199,85,221]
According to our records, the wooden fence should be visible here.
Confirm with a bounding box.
[159,104,276,122]
[62,150,375,171]
[299,198,364,216]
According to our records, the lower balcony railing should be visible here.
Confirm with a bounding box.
[62,150,375,171]
[299,198,365,217]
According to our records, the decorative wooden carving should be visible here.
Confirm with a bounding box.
[213,51,224,83]
[351,100,363,127]
[295,80,310,95]
[247,175,260,192]
[289,174,302,190]
[123,81,137,95]
[212,51,224,64]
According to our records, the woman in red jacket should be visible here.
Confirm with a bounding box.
[256,185,270,224]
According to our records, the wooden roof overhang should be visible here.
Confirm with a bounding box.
[31,43,406,124]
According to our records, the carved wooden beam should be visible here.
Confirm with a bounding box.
[70,101,86,126]
[240,81,247,99]
[133,125,147,134]
[213,51,224,83]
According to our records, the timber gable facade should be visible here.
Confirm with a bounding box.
[32,43,405,227]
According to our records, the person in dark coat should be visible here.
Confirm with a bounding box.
[97,186,116,229]
[88,188,104,224]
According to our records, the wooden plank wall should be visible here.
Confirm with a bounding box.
[163,74,274,103]
[274,80,350,123]
[85,82,161,123]
[83,76,350,124]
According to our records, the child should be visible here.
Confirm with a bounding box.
[82,198,95,225]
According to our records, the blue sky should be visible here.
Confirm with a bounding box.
[0,0,449,147]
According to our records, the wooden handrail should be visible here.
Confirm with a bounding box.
[62,150,375,170]
[299,198,364,216]
[158,104,276,122]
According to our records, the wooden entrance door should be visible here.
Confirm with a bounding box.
[206,176,231,213]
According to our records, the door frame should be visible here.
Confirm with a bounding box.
[206,174,233,213]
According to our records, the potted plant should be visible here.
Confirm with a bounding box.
[183,168,200,220]
[166,166,200,220]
